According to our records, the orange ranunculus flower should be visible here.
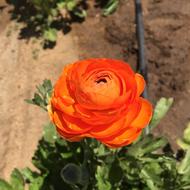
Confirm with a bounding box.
[48,58,152,148]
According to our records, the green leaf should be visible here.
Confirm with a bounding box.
[26,80,52,111]
[73,9,87,18]
[141,137,168,155]
[36,86,46,98]
[29,176,44,190]
[21,168,39,183]
[60,163,82,185]
[109,160,123,184]
[10,169,24,190]
[178,149,190,174]
[43,79,52,94]
[43,28,57,42]
[95,165,111,190]
[127,135,167,157]
[103,0,119,16]
[149,97,173,130]
[177,122,190,150]
[43,122,57,143]
[94,144,107,157]
[60,152,73,159]
[25,99,35,105]
[140,167,159,190]
[57,2,66,9]
[60,163,89,186]
[50,8,58,17]
[0,179,12,190]
[79,165,89,186]
[140,162,164,190]
[119,158,140,185]
[34,93,43,105]
[177,140,190,150]
[66,1,77,11]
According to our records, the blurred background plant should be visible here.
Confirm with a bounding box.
[177,123,190,150]
[7,0,120,47]
[0,80,190,190]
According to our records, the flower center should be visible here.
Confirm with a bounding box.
[95,74,111,85]
[96,78,107,84]
[78,71,120,107]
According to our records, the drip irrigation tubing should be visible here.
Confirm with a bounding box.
[135,0,149,134]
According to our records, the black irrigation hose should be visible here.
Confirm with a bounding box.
[135,0,148,97]
[135,0,149,134]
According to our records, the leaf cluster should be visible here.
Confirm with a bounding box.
[8,0,119,45]
[96,0,119,16]
[25,79,52,111]
[0,169,24,190]
[1,125,190,190]
[1,81,190,190]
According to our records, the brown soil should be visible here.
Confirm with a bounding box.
[0,0,79,179]
[0,0,190,179]
[73,0,190,147]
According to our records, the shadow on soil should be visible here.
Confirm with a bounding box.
[6,0,88,48]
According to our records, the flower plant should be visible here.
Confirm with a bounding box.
[0,60,190,190]
[48,59,152,147]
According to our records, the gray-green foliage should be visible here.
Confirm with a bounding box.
[1,81,190,190]
[25,79,52,111]
[149,97,174,130]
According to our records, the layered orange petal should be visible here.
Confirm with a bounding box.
[135,73,145,96]
[89,100,141,139]
[130,97,152,129]
[54,64,74,99]
[100,98,152,147]
[53,110,92,135]
[104,130,142,148]
[49,58,153,148]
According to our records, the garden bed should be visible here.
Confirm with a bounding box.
[0,0,190,180]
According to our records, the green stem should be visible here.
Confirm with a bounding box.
[81,139,91,189]
[82,139,90,167]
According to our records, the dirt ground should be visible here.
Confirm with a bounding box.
[0,0,79,179]
[0,0,190,179]
[73,0,190,146]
